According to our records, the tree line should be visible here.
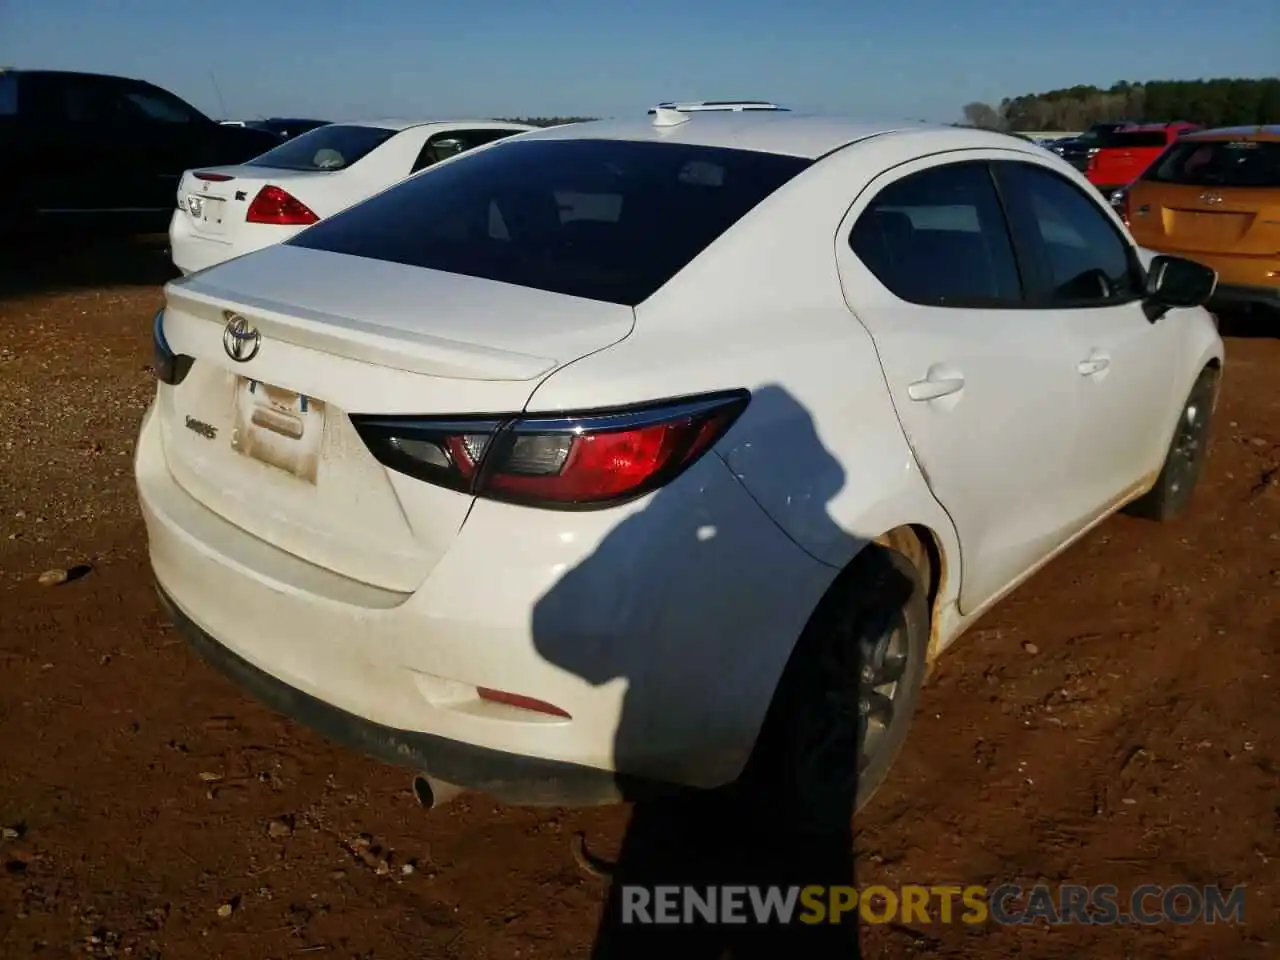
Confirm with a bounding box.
[962,77,1280,132]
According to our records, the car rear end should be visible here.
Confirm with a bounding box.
[1057,122,1136,173]
[139,132,832,801]
[169,123,397,275]
[1087,126,1177,192]
[1121,129,1280,309]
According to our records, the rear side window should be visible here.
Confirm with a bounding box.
[1103,131,1170,149]
[410,128,524,173]
[288,138,812,306]
[1145,139,1280,188]
[120,85,203,124]
[247,124,397,171]
[849,162,1023,307]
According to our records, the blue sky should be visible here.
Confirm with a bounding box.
[4,0,1275,123]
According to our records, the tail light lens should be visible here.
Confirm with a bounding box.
[350,390,750,509]
[246,185,319,226]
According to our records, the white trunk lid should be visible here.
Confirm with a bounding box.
[155,244,635,592]
[176,165,330,245]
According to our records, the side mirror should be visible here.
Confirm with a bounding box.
[1143,254,1217,321]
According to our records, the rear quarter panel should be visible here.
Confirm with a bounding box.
[525,135,962,588]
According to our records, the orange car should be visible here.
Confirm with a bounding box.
[1115,125,1280,311]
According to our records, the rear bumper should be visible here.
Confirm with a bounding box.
[168,210,295,275]
[135,397,835,803]
[158,583,654,805]
[169,211,234,274]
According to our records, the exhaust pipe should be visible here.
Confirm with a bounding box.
[412,774,465,809]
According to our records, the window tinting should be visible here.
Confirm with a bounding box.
[247,118,329,138]
[1102,131,1170,149]
[247,124,397,171]
[0,75,16,116]
[60,80,124,124]
[849,162,1022,306]
[410,128,521,173]
[288,138,813,306]
[1145,139,1280,188]
[996,162,1140,305]
[122,87,200,124]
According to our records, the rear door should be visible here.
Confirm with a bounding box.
[18,72,134,218]
[836,156,1086,615]
[993,159,1182,509]
[109,79,215,211]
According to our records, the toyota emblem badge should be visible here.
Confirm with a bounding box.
[222,314,261,363]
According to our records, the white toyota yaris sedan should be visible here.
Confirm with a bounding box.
[137,102,1223,827]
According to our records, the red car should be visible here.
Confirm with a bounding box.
[1086,122,1201,192]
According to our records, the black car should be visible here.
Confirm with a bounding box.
[1055,121,1141,172]
[0,68,283,238]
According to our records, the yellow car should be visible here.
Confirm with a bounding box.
[1116,125,1280,311]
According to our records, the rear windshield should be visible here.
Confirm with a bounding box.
[287,138,813,306]
[1145,139,1280,188]
[246,124,395,171]
[1103,131,1170,149]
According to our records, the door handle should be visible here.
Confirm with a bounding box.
[907,376,965,401]
[1077,356,1111,376]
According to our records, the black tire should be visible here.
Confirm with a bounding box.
[1125,365,1219,522]
[737,542,930,833]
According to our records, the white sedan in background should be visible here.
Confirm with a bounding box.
[169,118,535,274]
[140,103,1223,831]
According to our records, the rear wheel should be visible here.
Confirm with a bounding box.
[739,541,930,833]
[1126,365,1219,522]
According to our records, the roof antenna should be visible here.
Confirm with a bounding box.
[651,105,690,127]
[208,70,229,120]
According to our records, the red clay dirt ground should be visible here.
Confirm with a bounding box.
[0,240,1277,959]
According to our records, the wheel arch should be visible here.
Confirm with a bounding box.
[873,523,950,665]
[735,519,954,797]
[758,519,955,726]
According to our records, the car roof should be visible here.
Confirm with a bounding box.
[4,68,150,84]
[340,118,537,133]
[506,112,1003,159]
[1182,124,1280,142]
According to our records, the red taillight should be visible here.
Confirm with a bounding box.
[246,185,319,226]
[349,390,750,509]
[477,687,571,718]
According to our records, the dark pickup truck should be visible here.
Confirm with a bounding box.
[0,68,282,238]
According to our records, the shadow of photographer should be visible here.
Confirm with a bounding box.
[531,384,927,957]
